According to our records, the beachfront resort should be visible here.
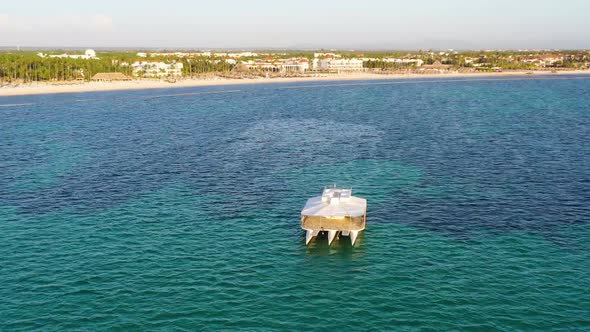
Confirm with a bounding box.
[1,48,590,85]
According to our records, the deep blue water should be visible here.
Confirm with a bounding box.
[1,76,590,331]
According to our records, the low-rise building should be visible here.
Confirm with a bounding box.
[131,61,183,77]
[318,58,364,71]
[38,49,99,60]
[314,52,341,58]
[464,57,477,65]
[240,60,281,72]
[382,58,424,67]
[281,58,309,72]
[239,58,309,73]
[522,55,564,67]
[227,52,258,58]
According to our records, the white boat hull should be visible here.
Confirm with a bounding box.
[302,229,363,246]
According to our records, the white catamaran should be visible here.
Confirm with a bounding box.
[301,185,367,246]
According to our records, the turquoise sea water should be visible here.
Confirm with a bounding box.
[1,76,589,331]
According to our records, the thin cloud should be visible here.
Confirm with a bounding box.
[0,13,116,45]
[0,13,114,32]
[91,14,114,31]
[0,13,10,28]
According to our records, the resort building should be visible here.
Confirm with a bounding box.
[38,49,99,60]
[464,57,478,65]
[227,52,258,58]
[131,61,184,77]
[240,60,282,72]
[312,58,320,70]
[317,58,364,71]
[281,58,309,72]
[382,58,424,66]
[148,52,211,58]
[240,58,309,73]
[522,55,564,67]
[314,52,341,58]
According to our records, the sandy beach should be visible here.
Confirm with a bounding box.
[1,70,589,97]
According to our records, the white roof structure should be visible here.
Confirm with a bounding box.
[301,188,366,218]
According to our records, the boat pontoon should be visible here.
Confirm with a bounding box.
[301,185,367,246]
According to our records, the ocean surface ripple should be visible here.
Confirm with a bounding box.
[1,77,589,331]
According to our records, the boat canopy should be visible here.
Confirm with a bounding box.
[301,188,366,218]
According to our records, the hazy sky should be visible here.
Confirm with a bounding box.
[1,0,589,49]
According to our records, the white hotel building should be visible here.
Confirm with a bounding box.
[131,61,184,77]
[38,49,99,60]
[316,58,364,71]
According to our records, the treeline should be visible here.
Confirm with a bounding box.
[182,58,235,77]
[0,52,135,83]
[0,52,237,83]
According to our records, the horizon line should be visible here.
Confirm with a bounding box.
[1,46,589,52]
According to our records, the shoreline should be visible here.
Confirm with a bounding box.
[1,70,590,97]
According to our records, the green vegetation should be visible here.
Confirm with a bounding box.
[0,51,236,83]
[182,57,235,78]
[0,51,135,83]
